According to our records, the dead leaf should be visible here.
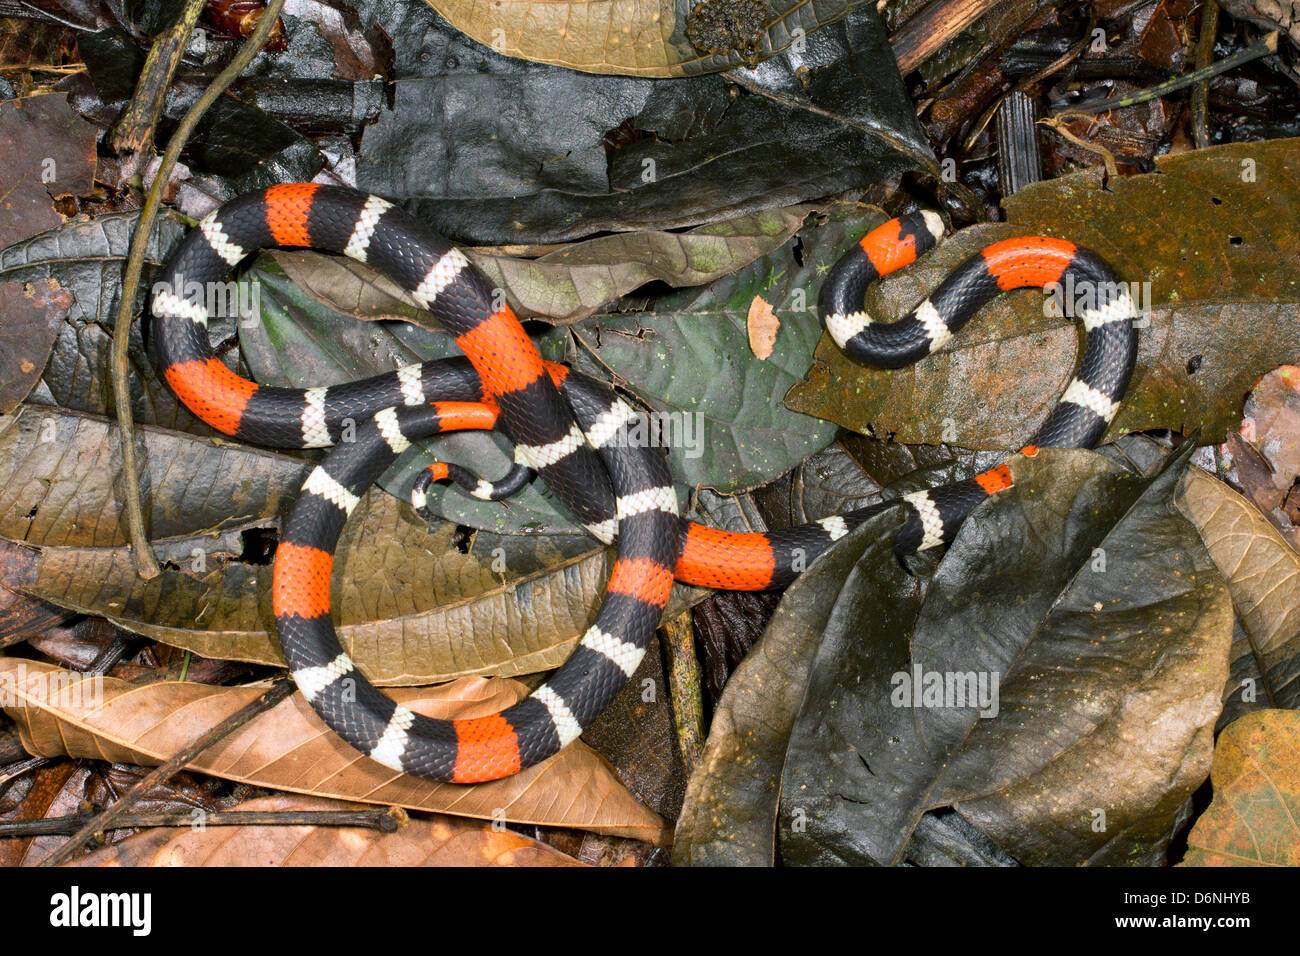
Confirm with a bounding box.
[1181,710,1300,866]
[1242,365,1300,494]
[0,94,97,247]
[270,205,810,326]
[746,295,779,360]
[424,0,869,77]
[0,660,668,845]
[0,538,74,648]
[0,279,70,413]
[1176,468,1300,716]
[0,406,642,686]
[0,761,80,867]
[787,140,1300,448]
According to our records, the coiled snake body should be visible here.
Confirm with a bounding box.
[154,185,1137,782]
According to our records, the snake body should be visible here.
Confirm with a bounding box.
[153,184,1137,781]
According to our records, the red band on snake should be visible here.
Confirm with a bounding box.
[154,186,1136,781]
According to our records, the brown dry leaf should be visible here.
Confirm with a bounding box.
[1242,364,1300,493]
[1223,430,1289,519]
[1176,468,1300,714]
[0,93,97,248]
[0,660,668,845]
[66,795,583,867]
[0,279,71,413]
[746,295,779,360]
[425,0,866,77]
[0,761,80,867]
[1180,710,1300,866]
[0,406,623,685]
[270,205,810,326]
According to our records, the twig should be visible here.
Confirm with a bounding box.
[86,632,143,676]
[1191,1,1220,150]
[0,756,52,799]
[0,63,86,75]
[1017,16,1097,90]
[109,0,287,580]
[890,0,1004,75]
[1054,30,1279,116]
[111,0,205,155]
[4,807,405,840]
[660,612,705,774]
[959,17,1096,154]
[1036,115,1120,179]
[38,677,296,866]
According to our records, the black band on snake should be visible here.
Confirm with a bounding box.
[153,184,1137,781]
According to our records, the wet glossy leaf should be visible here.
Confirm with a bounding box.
[571,208,887,493]
[672,507,907,865]
[357,4,932,244]
[774,447,1233,865]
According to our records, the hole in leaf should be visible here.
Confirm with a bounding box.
[239,527,279,565]
[452,524,474,554]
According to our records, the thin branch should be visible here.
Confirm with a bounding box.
[38,677,296,866]
[4,807,405,840]
[1054,30,1279,117]
[1191,1,1220,150]
[110,0,206,155]
[1036,115,1120,180]
[890,0,1003,75]
[110,0,287,579]
[660,612,705,774]
[0,755,50,795]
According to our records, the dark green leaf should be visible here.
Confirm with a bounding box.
[777,446,1233,865]
[355,4,934,244]
[671,505,908,865]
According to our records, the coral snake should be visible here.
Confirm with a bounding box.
[153,184,1137,783]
